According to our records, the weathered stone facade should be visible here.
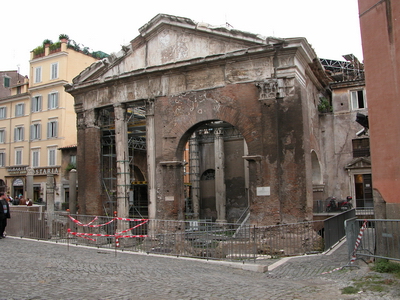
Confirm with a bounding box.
[66,14,329,225]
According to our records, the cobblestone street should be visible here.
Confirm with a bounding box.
[1,237,399,299]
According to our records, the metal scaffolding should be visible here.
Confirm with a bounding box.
[320,54,364,82]
[99,109,245,220]
[99,104,147,217]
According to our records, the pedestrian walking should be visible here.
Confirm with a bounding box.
[0,192,11,238]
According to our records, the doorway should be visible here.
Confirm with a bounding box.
[354,174,373,208]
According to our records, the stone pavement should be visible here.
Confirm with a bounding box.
[0,236,399,300]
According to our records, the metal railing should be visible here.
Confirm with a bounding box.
[7,210,325,261]
[324,208,356,250]
[346,218,400,262]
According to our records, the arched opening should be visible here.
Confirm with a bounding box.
[311,150,324,212]
[182,120,248,222]
[311,150,322,185]
[12,178,24,199]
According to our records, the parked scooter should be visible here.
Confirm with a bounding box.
[326,196,353,212]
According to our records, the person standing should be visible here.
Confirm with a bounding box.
[0,192,10,238]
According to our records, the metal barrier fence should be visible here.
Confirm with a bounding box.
[324,209,356,250]
[6,211,325,261]
[345,218,400,262]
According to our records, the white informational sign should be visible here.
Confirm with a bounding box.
[165,196,174,201]
[257,186,270,196]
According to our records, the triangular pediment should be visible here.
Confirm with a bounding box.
[68,13,320,93]
[72,14,270,84]
[345,157,371,170]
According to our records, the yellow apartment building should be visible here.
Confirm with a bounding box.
[0,37,101,207]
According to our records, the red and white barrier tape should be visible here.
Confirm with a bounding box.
[67,216,149,244]
[349,219,368,264]
[116,220,149,235]
[67,229,148,239]
[68,215,113,227]
[321,219,368,275]
[68,215,148,228]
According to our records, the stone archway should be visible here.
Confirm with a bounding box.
[181,120,248,223]
[311,150,324,212]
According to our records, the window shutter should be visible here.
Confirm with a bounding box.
[54,121,58,137]
[55,93,58,108]
[0,153,5,167]
[52,63,58,79]
[351,91,357,110]
[21,127,24,140]
[38,124,41,140]
[14,128,17,142]
[48,94,51,109]
[30,125,33,140]
[47,122,50,138]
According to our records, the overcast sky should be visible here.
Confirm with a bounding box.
[2,0,363,76]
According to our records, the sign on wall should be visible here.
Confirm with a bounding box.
[257,186,270,196]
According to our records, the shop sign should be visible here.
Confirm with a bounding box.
[33,167,60,175]
[7,166,27,175]
[13,178,24,186]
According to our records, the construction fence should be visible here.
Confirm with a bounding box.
[346,218,400,262]
[7,210,326,261]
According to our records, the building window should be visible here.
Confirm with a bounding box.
[32,149,40,168]
[31,96,42,112]
[51,63,58,80]
[351,90,367,110]
[0,129,5,143]
[14,126,24,142]
[48,92,58,109]
[70,155,76,165]
[47,120,58,138]
[0,107,6,119]
[4,76,10,88]
[15,148,22,165]
[352,138,370,157]
[30,123,41,140]
[0,152,5,167]
[35,67,42,83]
[48,147,56,166]
[15,103,24,117]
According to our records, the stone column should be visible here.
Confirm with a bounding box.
[76,109,102,216]
[189,133,200,219]
[113,103,130,223]
[243,140,250,208]
[214,128,226,223]
[26,168,34,202]
[160,161,185,220]
[46,174,55,237]
[76,111,86,215]
[69,169,77,214]
[146,99,156,221]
